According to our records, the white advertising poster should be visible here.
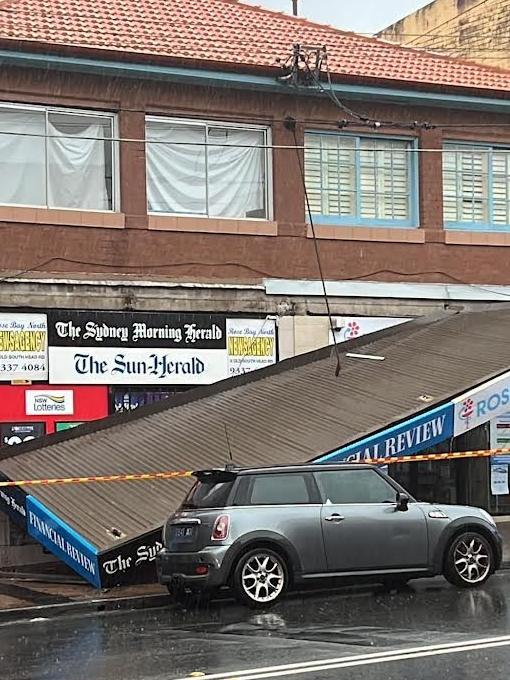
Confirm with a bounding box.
[491,465,509,496]
[454,370,510,437]
[330,317,412,344]
[48,347,228,385]
[25,390,74,416]
[490,412,510,465]
[226,318,277,376]
[0,313,48,380]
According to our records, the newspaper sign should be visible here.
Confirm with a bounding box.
[0,314,48,381]
[226,318,277,376]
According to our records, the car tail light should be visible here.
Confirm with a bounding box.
[211,514,230,541]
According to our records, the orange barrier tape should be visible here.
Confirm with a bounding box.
[0,469,194,488]
[1,448,509,488]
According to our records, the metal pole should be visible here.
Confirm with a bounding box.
[292,0,298,16]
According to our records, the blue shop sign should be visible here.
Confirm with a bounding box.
[315,403,454,464]
[26,496,100,587]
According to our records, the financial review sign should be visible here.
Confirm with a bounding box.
[315,404,454,464]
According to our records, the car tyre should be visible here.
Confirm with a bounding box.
[233,548,288,609]
[444,531,493,588]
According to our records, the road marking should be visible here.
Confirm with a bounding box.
[172,634,510,680]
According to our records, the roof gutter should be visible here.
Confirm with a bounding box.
[1,49,509,114]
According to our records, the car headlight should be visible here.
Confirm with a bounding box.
[479,509,496,526]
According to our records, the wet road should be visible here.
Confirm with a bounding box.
[2,573,510,680]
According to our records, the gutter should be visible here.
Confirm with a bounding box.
[264,279,510,302]
[1,49,510,113]
[3,277,264,290]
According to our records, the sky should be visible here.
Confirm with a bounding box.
[246,1,433,34]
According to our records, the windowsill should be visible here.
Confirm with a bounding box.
[307,225,425,243]
[148,214,278,236]
[445,231,510,246]
[0,206,125,229]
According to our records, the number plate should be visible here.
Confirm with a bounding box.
[172,526,194,541]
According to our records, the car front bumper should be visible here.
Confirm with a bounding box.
[156,545,231,589]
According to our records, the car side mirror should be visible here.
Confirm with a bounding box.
[396,493,409,512]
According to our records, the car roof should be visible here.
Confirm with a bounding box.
[194,463,375,478]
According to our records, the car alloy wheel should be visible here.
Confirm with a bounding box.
[445,531,493,588]
[453,536,491,584]
[234,549,287,607]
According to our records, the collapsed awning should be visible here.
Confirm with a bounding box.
[2,307,510,587]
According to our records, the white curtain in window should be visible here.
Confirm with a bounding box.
[47,115,109,210]
[207,128,265,218]
[0,109,46,206]
[147,123,206,214]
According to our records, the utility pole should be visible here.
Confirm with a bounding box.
[292,0,298,16]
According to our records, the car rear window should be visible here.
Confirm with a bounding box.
[181,479,235,509]
[246,473,312,505]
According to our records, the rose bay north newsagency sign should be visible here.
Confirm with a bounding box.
[48,311,276,385]
[0,313,48,380]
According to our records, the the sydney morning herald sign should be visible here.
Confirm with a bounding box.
[47,311,276,385]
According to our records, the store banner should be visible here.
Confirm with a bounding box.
[47,310,227,349]
[26,496,100,587]
[1,422,46,447]
[454,370,510,437]
[49,346,228,385]
[315,404,454,464]
[25,390,74,415]
[0,313,48,380]
[48,311,276,385]
[330,316,412,344]
[226,318,277,376]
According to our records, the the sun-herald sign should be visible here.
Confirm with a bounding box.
[454,370,510,437]
[26,496,100,587]
[315,404,454,464]
[47,311,276,385]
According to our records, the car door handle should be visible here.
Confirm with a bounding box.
[324,514,345,522]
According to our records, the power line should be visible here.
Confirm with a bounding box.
[286,115,342,377]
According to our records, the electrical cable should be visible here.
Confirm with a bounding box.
[287,115,342,376]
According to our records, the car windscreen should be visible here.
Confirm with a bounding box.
[180,479,235,509]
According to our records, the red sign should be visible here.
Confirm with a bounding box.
[0,385,108,438]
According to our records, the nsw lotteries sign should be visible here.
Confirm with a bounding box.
[48,311,276,385]
[25,390,74,415]
[315,404,454,464]
[0,313,48,380]
[454,370,510,437]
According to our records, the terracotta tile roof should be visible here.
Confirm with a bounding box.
[0,0,509,94]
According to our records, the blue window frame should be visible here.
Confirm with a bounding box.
[304,132,418,227]
[444,142,510,231]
